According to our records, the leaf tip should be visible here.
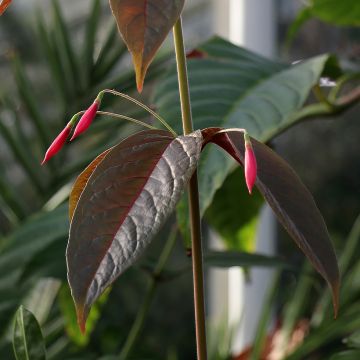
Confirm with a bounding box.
[76,305,87,335]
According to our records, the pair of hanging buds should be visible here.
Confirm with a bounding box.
[41,92,103,165]
[41,91,258,196]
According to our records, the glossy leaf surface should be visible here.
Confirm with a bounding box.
[109,0,185,92]
[153,37,339,243]
[67,129,202,330]
[12,306,46,360]
[203,128,340,315]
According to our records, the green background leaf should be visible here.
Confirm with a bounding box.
[12,306,46,360]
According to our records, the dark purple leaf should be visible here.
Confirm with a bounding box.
[67,129,202,331]
[202,127,340,316]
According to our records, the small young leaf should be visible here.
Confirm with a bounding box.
[203,128,340,316]
[67,129,202,331]
[12,306,46,360]
[109,0,185,92]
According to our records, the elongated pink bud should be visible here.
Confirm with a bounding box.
[70,94,103,141]
[244,134,257,194]
[41,125,71,165]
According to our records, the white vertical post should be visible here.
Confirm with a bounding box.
[210,0,277,354]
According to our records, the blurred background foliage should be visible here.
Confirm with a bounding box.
[0,0,359,359]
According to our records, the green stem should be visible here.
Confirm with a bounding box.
[173,17,208,359]
[118,228,178,360]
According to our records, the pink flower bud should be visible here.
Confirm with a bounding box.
[70,99,100,141]
[244,135,257,194]
[41,125,71,165]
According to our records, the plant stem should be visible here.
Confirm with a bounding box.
[173,17,208,359]
[118,228,178,360]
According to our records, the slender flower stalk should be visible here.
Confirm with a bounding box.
[244,132,257,194]
[101,89,177,136]
[70,93,104,141]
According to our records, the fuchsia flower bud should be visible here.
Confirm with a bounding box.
[41,124,72,165]
[70,93,103,141]
[41,113,80,165]
[244,133,257,194]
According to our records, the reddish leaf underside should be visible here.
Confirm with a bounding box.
[202,128,340,316]
[0,0,12,15]
[67,129,202,331]
[109,0,185,92]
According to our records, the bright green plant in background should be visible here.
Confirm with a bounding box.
[0,0,359,359]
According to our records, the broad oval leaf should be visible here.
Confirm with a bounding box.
[203,127,340,316]
[67,129,202,330]
[69,149,112,220]
[109,0,185,92]
[13,306,46,360]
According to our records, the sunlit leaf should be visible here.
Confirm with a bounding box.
[205,168,263,251]
[69,149,111,220]
[12,306,46,360]
[109,0,185,92]
[67,129,202,331]
[58,285,109,346]
[203,127,340,316]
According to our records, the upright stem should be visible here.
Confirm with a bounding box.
[173,17,207,359]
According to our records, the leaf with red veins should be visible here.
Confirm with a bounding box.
[67,129,202,331]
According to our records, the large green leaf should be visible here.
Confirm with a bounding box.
[153,37,339,243]
[310,0,360,26]
[67,129,202,331]
[205,167,263,251]
[203,128,340,315]
[109,0,185,92]
[12,306,46,360]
